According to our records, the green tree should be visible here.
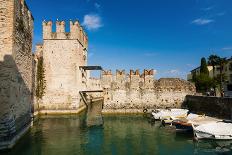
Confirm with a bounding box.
[36,57,46,99]
[208,54,220,77]
[200,57,209,75]
[194,74,215,93]
[192,57,215,94]
[218,57,228,96]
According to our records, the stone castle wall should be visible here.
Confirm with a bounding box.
[101,70,196,113]
[0,0,33,149]
[36,20,88,112]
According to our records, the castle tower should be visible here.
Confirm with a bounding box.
[40,20,88,110]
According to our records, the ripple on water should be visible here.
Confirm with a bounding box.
[0,114,232,155]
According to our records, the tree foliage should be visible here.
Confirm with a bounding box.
[208,55,228,96]
[208,54,220,76]
[193,57,213,93]
[194,74,215,93]
[193,55,229,95]
[200,57,209,75]
[36,57,46,99]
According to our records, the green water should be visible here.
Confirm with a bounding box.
[1,114,232,155]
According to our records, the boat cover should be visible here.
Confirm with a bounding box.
[195,122,232,136]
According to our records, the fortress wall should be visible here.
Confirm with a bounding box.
[101,70,196,113]
[38,20,88,111]
[41,40,83,110]
[43,20,88,48]
[0,0,34,149]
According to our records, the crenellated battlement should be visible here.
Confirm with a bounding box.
[101,69,155,89]
[101,69,155,78]
[116,70,126,76]
[144,69,154,76]
[130,69,140,76]
[42,20,88,48]
[102,70,112,75]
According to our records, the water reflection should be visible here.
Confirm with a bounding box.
[194,140,232,155]
[0,113,232,155]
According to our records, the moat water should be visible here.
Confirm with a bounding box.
[1,111,232,155]
[0,98,232,155]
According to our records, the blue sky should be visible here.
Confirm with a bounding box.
[27,0,232,79]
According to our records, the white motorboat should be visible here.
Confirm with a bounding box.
[151,108,189,120]
[192,121,232,140]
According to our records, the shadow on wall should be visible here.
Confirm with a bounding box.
[0,55,32,145]
[182,95,232,120]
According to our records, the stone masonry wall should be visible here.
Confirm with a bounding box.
[101,70,196,113]
[37,20,88,112]
[183,95,232,119]
[0,0,33,149]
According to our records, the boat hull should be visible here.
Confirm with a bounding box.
[174,123,193,132]
[193,122,232,140]
[194,130,232,140]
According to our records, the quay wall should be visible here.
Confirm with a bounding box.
[184,95,232,119]
[101,70,196,113]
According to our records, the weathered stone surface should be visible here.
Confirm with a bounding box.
[184,95,232,119]
[35,20,88,111]
[101,71,196,113]
[0,0,33,149]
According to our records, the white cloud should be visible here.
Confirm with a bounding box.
[82,14,103,30]
[191,18,214,25]
[163,69,187,78]
[202,6,214,11]
[217,12,226,16]
[222,47,232,51]
[153,70,157,74]
[168,69,180,74]
[94,3,100,9]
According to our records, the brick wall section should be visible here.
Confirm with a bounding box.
[183,95,232,119]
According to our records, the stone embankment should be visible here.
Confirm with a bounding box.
[183,95,232,119]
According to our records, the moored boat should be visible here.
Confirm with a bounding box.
[192,121,232,140]
[151,108,189,120]
[173,119,193,132]
[172,113,204,132]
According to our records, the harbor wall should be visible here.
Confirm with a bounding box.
[183,95,232,119]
